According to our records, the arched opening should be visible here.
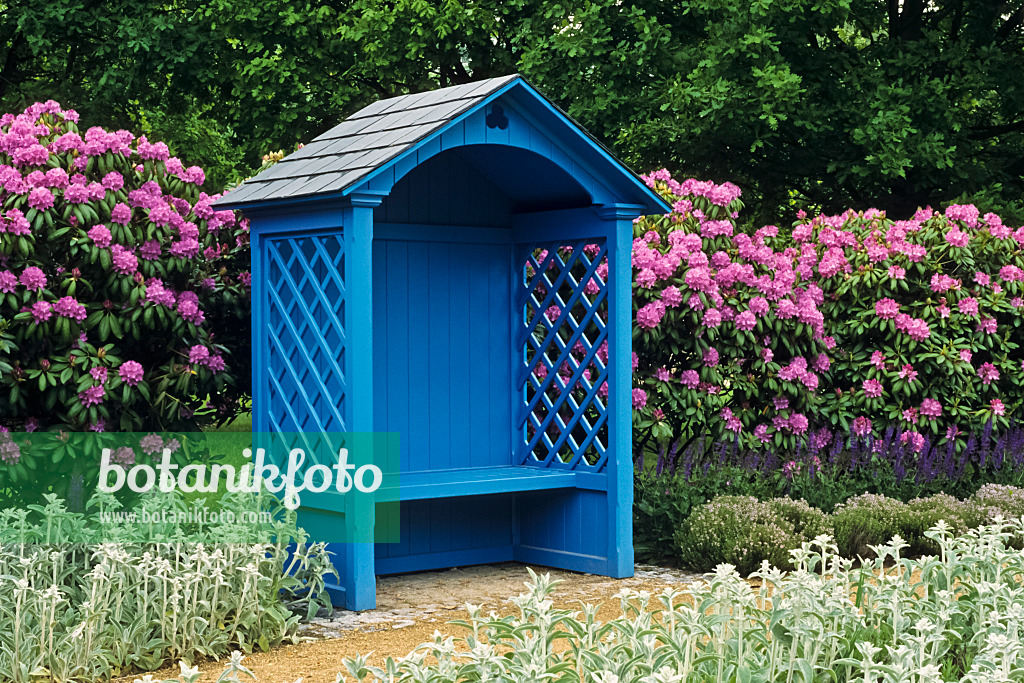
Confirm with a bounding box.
[374,144,594,227]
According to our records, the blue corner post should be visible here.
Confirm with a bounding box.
[600,204,646,577]
[340,191,386,611]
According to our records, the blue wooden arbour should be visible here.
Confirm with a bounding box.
[216,75,670,611]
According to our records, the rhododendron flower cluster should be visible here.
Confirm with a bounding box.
[0,101,251,450]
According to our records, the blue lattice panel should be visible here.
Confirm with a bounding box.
[264,234,347,433]
[515,240,610,471]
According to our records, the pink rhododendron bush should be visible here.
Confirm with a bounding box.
[0,102,250,459]
[633,170,1022,453]
[802,204,1022,447]
[632,172,831,453]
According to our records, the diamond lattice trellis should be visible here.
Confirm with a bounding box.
[515,240,610,471]
[265,233,347,433]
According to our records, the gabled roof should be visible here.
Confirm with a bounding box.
[215,74,669,213]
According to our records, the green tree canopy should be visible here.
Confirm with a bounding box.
[3,0,1022,221]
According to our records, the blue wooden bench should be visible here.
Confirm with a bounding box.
[216,74,670,610]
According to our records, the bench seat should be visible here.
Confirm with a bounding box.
[378,466,576,501]
[299,466,606,511]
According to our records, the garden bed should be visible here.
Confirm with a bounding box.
[116,562,702,683]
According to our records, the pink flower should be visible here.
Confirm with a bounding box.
[19,266,46,291]
[870,351,886,370]
[140,433,164,454]
[945,203,979,227]
[863,379,883,398]
[101,171,124,191]
[679,370,700,388]
[813,353,830,372]
[90,366,108,384]
[901,432,926,452]
[27,187,54,210]
[118,360,144,386]
[975,271,991,287]
[110,203,131,224]
[748,296,769,316]
[189,345,210,364]
[12,143,49,166]
[789,413,809,435]
[990,399,1006,416]
[78,385,105,407]
[87,224,112,248]
[176,294,203,325]
[754,424,770,443]
[875,298,899,319]
[53,296,86,322]
[63,183,91,204]
[703,347,719,367]
[30,301,52,323]
[661,285,682,307]
[977,317,997,334]
[999,264,1023,282]
[937,304,951,318]
[958,297,979,316]
[140,240,161,260]
[852,416,873,436]
[734,310,757,331]
[902,407,919,423]
[960,348,973,363]
[636,268,656,288]
[109,446,135,465]
[0,271,17,293]
[978,362,1000,385]
[636,300,666,328]
[887,265,905,279]
[920,398,941,418]
[111,244,138,275]
[898,363,918,382]
[944,227,971,247]
[632,388,648,408]
[169,238,201,259]
[930,273,961,293]
[702,308,722,328]
[205,355,225,373]
[655,367,672,381]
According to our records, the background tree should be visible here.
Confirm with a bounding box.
[3,0,1022,221]
[526,0,1024,222]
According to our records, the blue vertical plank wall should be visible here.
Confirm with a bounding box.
[223,75,671,611]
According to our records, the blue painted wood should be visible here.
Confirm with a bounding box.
[601,206,637,577]
[301,468,577,509]
[343,195,381,610]
[244,77,668,611]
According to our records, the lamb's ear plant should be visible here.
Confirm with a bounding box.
[336,520,1024,683]
[0,490,332,683]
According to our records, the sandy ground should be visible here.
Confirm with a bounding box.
[121,563,701,683]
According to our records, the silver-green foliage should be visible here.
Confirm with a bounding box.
[0,491,336,683]
[338,520,1024,683]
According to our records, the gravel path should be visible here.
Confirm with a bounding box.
[300,562,703,639]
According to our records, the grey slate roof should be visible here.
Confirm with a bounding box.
[216,74,520,207]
